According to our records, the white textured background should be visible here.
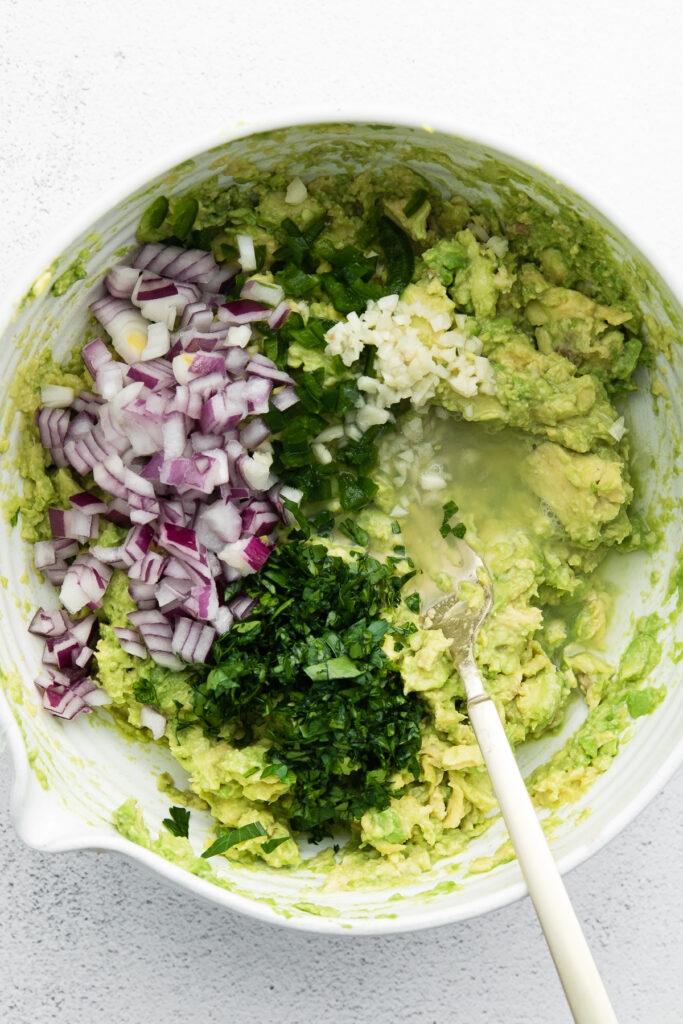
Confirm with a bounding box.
[2,2,683,1021]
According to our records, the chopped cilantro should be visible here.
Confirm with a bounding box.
[303,655,363,681]
[132,677,158,706]
[377,216,415,294]
[162,805,190,839]
[405,592,421,614]
[339,519,369,547]
[201,821,267,859]
[440,500,467,539]
[391,521,401,535]
[403,187,428,219]
[194,538,423,839]
[338,473,378,512]
[262,836,289,854]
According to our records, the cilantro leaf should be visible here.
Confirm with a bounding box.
[133,677,158,706]
[304,656,363,681]
[339,519,369,547]
[440,500,467,539]
[201,821,267,859]
[403,187,428,219]
[377,216,414,294]
[262,836,289,854]
[162,805,190,839]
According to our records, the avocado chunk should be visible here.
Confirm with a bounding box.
[523,441,632,546]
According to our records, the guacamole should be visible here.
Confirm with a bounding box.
[10,161,666,890]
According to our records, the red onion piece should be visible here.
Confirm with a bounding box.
[114,626,147,659]
[240,279,284,308]
[217,300,272,325]
[271,386,299,412]
[37,682,91,720]
[29,608,72,637]
[133,243,236,293]
[105,265,141,299]
[82,338,112,377]
[128,609,182,670]
[48,507,99,543]
[139,704,167,739]
[172,617,216,663]
[228,593,259,621]
[69,492,109,515]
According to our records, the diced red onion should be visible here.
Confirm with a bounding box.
[239,417,271,450]
[128,580,157,609]
[271,386,299,412]
[172,617,216,663]
[34,539,77,569]
[219,535,272,575]
[82,338,112,377]
[69,614,97,646]
[43,562,69,586]
[105,497,132,526]
[139,704,167,739]
[90,297,149,365]
[128,609,182,670]
[211,604,234,636]
[127,358,175,390]
[240,279,284,307]
[72,391,105,414]
[114,626,147,659]
[41,385,76,409]
[128,550,167,585]
[59,553,112,614]
[247,353,295,386]
[36,408,70,467]
[179,302,215,331]
[133,243,236,293]
[132,272,200,327]
[144,322,171,359]
[94,360,125,399]
[229,593,259,621]
[217,300,271,325]
[180,582,219,621]
[48,507,98,543]
[268,301,290,330]
[236,234,257,273]
[29,608,72,637]
[194,500,242,552]
[69,492,109,515]
[241,506,280,537]
[105,265,141,299]
[224,347,252,377]
[38,682,91,720]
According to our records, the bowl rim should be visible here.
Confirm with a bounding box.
[2,108,683,935]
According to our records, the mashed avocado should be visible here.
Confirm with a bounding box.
[10,162,667,890]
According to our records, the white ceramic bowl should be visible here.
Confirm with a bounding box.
[2,119,682,934]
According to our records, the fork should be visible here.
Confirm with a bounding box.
[419,535,618,1024]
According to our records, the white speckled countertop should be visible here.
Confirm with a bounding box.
[1,2,682,1020]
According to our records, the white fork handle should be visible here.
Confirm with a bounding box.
[466,691,618,1024]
